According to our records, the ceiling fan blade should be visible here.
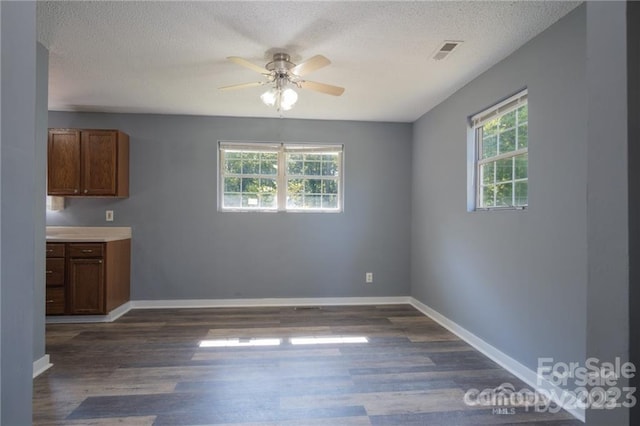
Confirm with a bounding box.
[291,55,331,76]
[299,80,345,96]
[227,56,268,74]
[218,81,264,91]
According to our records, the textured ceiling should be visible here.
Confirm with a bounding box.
[37,1,581,122]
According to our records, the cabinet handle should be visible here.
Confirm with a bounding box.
[74,189,78,193]
[98,260,103,264]
[46,300,54,303]
[84,189,88,194]
[81,249,93,253]
[46,270,53,274]
[46,249,53,253]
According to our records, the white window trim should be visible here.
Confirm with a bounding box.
[218,141,344,213]
[468,89,529,212]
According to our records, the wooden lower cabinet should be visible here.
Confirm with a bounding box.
[45,287,66,315]
[69,258,105,314]
[46,240,130,315]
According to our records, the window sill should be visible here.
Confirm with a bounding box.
[473,206,527,212]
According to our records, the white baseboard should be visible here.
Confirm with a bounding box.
[33,354,52,378]
[409,297,585,423]
[130,296,411,309]
[46,301,132,324]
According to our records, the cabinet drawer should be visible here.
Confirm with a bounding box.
[46,243,65,258]
[45,258,65,286]
[46,287,66,315]
[69,243,104,258]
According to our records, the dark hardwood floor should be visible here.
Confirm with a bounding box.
[33,305,581,425]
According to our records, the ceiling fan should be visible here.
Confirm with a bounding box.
[219,53,345,111]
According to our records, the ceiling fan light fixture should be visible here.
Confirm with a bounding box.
[261,85,298,111]
[260,88,278,107]
[280,87,298,110]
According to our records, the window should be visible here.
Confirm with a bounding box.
[219,142,343,212]
[471,90,528,210]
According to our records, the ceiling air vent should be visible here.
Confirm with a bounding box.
[432,40,463,61]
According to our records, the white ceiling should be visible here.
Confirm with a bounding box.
[37,1,581,123]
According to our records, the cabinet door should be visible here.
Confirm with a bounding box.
[81,131,118,196]
[45,258,65,286]
[69,258,105,314]
[48,130,81,195]
[46,287,66,315]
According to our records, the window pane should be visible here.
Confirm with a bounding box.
[517,124,528,149]
[260,178,277,193]
[288,178,304,193]
[305,179,322,194]
[517,105,528,124]
[515,181,528,206]
[260,153,278,175]
[304,195,322,209]
[321,156,339,176]
[500,110,516,130]
[483,119,498,137]
[242,158,259,174]
[482,134,498,159]
[306,154,321,162]
[496,182,513,207]
[495,158,513,182]
[288,160,303,175]
[242,194,260,208]
[481,185,495,208]
[323,180,338,194]
[481,162,495,185]
[225,159,242,174]
[224,177,241,192]
[322,195,338,209]
[242,152,258,160]
[224,194,241,208]
[261,193,276,208]
[287,196,303,209]
[287,179,304,208]
[241,178,259,192]
[515,154,528,180]
[304,161,321,176]
[498,128,516,154]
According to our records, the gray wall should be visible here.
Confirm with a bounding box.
[1,1,37,423]
[629,2,640,424]
[585,2,629,424]
[34,43,48,363]
[47,114,412,300]
[411,5,587,376]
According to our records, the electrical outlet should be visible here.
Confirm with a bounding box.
[106,210,114,222]
[366,272,373,283]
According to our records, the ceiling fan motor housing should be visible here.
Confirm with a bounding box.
[266,53,295,73]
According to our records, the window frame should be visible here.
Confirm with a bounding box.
[470,89,529,211]
[218,141,344,213]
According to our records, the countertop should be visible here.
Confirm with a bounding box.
[46,226,132,242]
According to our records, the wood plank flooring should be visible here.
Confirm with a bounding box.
[33,305,581,425]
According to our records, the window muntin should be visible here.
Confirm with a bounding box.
[219,142,343,212]
[473,90,528,210]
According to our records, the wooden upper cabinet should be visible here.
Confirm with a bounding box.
[47,129,129,197]
[48,129,81,195]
